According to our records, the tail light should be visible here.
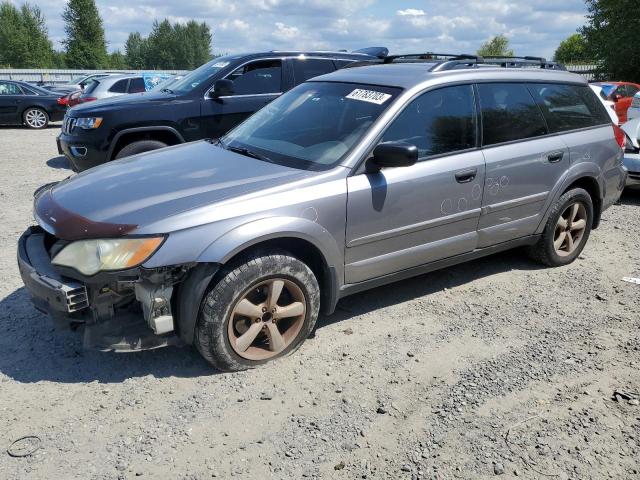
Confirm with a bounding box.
[57,97,68,106]
[613,124,625,149]
[79,96,97,103]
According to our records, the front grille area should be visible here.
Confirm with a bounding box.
[63,284,89,312]
[62,116,76,134]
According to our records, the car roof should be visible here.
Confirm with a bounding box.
[239,51,380,61]
[311,62,588,89]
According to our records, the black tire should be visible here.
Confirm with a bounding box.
[528,187,594,267]
[195,251,320,372]
[115,140,168,159]
[23,107,49,129]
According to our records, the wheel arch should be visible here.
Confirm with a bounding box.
[108,126,185,159]
[536,164,604,234]
[175,218,343,345]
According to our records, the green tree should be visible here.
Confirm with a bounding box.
[0,2,55,67]
[62,0,108,69]
[477,34,514,57]
[109,50,127,69]
[125,32,147,69]
[554,33,590,64]
[581,0,639,81]
[146,19,175,69]
[172,20,211,69]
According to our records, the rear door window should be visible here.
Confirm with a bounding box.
[227,59,282,95]
[128,77,146,93]
[291,58,336,83]
[108,79,128,93]
[381,84,477,159]
[477,83,548,146]
[528,83,611,132]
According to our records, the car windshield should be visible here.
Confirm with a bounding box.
[221,81,402,171]
[597,83,616,97]
[171,56,235,93]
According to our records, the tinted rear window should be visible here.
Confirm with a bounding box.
[529,83,611,132]
[108,79,128,93]
[291,58,336,83]
[477,83,548,146]
[128,77,145,93]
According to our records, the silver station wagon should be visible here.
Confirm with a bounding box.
[18,54,626,371]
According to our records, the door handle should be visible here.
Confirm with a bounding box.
[455,168,477,183]
[547,151,564,163]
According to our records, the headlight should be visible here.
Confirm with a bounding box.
[52,237,164,275]
[75,117,103,129]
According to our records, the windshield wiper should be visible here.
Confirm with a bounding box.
[226,145,273,163]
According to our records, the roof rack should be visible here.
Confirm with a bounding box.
[378,52,566,72]
[382,53,481,64]
[480,56,566,71]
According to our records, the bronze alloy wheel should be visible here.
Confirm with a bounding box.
[227,278,306,361]
[553,202,587,257]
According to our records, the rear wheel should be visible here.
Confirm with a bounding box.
[23,108,49,129]
[115,140,168,159]
[528,188,593,266]
[195,251,320,371]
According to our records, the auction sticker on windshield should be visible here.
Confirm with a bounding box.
[346,89,392,105]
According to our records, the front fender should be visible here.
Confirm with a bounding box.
[197,216,343,274]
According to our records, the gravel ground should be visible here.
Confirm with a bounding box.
[0,126,639,480]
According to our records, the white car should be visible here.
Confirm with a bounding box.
[590,84,619,124]
[628,92,640,120]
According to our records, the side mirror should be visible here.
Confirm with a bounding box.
[210,79,234,98]
[366,142,418,173]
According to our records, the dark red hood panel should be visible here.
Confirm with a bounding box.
[34,189,137,241]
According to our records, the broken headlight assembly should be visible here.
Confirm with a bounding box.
[52,237,164,276]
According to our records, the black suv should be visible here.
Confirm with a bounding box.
[57,49,385,171]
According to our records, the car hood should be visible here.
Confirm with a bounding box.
[69,91,174,114]
[36,141,317,240]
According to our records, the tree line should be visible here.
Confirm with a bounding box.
[471,0,638,82]
[0,0,212,70]
[0,0,636,81]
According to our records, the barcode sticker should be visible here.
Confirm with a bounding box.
[346,89,392,105]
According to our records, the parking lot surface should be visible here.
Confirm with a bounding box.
[0,126,639,479]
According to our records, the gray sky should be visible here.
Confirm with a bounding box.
[26,0,587,59]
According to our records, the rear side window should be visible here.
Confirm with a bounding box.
[477,83,548,146]
[381,85,476,159]
[108,79,127,93]
[227,60,282,95]
[528,83,611,132]
[291,58,336,83]
[128,77,145,93]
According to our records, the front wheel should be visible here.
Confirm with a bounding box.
[528,187,593,267]
[115,140,168,159]
[195,252,320,371]
[23,108,49,129]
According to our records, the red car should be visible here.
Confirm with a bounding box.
[593,81,640,123]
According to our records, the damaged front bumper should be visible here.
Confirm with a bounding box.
[17,226,188,351]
